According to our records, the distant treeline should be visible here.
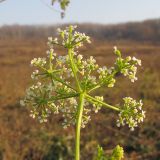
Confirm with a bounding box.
[0,19,160,42]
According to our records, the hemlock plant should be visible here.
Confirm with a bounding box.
[20,25,145,160]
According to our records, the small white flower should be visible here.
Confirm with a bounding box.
[114,46,117,51]
[132,57,137,61]
[53,38,58,43]
[20,100,25,106]
[126,56,131,61]
[48,37,52,41]
[134,109,138,113]
[77,54,83,60]
[37,82,41,86]
[137,59,141,66]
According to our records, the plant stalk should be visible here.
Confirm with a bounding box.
[75,93,85,160]
[86,94,120,112]
[68,48,81,92]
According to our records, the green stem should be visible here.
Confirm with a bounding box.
[86,94,120,112]
[49,51,53,70]
[68,48,81,92]
[75,93,85,160]
[88,70,118,93]
[48,93,79,101]
[51,74,76,91]
[88,84,101,93]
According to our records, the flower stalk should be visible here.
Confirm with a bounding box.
[21,25,145,160]
[68,48,81,92]
[86,94,120,112]
[75,93,85,160]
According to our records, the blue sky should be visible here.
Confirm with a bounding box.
[0,0,160,25]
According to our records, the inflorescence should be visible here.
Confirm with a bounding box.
[20,25,145,131]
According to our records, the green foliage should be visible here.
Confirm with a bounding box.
[109,145,124,160]
[95,145,124,160]
[52,0,70,10]
[95,145,107,160]
[51,0,70,18]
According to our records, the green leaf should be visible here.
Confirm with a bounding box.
[95,145,107,160]
[109,145,124,160]
[94,145,124,160]
[60,0,70,10]
[114,47,121,57]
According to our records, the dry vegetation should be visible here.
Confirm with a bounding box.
[0,21,160,160]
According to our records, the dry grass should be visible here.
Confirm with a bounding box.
[0,38,160,160]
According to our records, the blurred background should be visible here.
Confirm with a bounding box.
[0,0,160,159]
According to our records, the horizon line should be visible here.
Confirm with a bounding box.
[0,17,159,27]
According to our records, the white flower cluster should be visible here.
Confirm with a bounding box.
[46,48,57,59]
[73,31,91,48]
[20,82,55,123]
[76,55,98,73]
[116,97,145,131]
[114,47,141,83]
[120,56,141,82]
[47,37,59,48]
[22,42,92,128]
[30,45,70,81]
[31,58,46,67]
[97,66,115,87]
[92,96,104,113]
[74,54,99,90]
[48,25,91,48]
[31,70,39,80]
[60,97,78,128]
[56,55,68,67]
[61,98,92,129]
[21,25,144,131]
[21,80,81,125]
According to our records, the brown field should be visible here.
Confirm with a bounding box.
[0,35,160,160]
